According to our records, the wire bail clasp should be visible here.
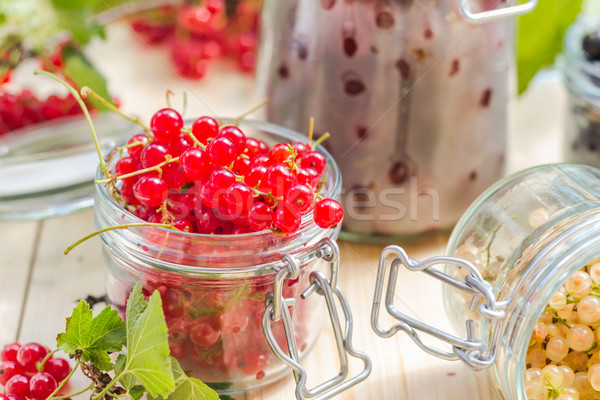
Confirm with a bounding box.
[371,245,507,371]
[459,0,537,23]
[263,238,372,400]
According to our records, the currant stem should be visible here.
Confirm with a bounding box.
[181,128,207,149]
[34,70,110,178]
[64,223,174,255]
[47,359,80,400]
[38,348,59,372]
[182,91,188,117]
[307,117,315,146]
[250,187,283,201]
[166,89,174,109]
[81,87,150,132]
[52,383,95,400]
[311,132,330,149]
[95,156,180,184]
[232,98,269,126]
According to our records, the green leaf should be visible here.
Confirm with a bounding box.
[62,45,111,111]
[149,358,219,400]
[119,282,175,398]
[130,385,146,400]
[517,0,583,94]
[56,300,126,371]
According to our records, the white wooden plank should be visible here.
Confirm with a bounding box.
[0,220,40,344]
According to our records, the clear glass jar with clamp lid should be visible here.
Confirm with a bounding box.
[371,164,600,399]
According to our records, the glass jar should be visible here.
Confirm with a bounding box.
[371,163,600,399]
[258,0,534,239]
[95,120,371,397]
[562,17,600,167]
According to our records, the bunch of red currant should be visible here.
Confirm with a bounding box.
[0,90,83,137]
[108,107,343,235]
[0,343,72,400]
[130,0,260,79]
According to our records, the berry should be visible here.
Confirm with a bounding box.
[0,361,24,386]
[208,168,236,189]
[180,148,210,181]
[168,133,194,157]
[189,318,221,347]
[268,143,292,164]
[0,394,25,400]
[150,108,183,143]
[284,184,314,216]
[16,343,48,373]
[313,199,344,228]
[265,164,296,197]
[300,151,327,175]
[191,116,219,144]
[29,373,57,400]
[141,142,169,169]
[207,136,237,167]
[273,207,301,233]
[247,202,274,231]
[43,358,71,383]
[218,126,246,154]
[134,176,168,207]
[126,134,149,160]
[224,183,253,215]
[1,344,20,362]
[5,375,29,397]
[245,164,268,189]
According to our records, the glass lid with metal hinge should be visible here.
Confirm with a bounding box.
[372,164,600,400]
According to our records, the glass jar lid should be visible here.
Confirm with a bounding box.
[0,112,138,220]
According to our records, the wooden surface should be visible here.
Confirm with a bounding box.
[0,23,568,400]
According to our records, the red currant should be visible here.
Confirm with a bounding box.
[268,143,292,164]
[191,116,219,144]
[265,164,296,197]
[43,358,71,383]
[0,394,25,400]
[313,199,344,228]
[232,157,251,177]
[168,133,194,157]
[245,164,267,189]
[1,344,20,362]
[180,148,210,181]
[140,142,169,169]
[189,317,221,347]
[0,361,24,386]
[218,126,246,154]
[16,343,48,373]
[4,375,29,397]
[29,373,57,400]
[273,207,301,233]
[207,136,236,167]
[247,202,274,231]
[225,183,253,215]
[284,184,314,216]
[300,151,327,175]
[126,134,149,160]
[134,176,168,207]
[150,108,183,143]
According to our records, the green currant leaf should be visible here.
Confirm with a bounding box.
[62,45,111,111]
[517,0,583,94]
[118,282,175,398]
[56,300,126,371]
[129,385,146,400]
[149,358,219,400]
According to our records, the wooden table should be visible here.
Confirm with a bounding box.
[0,23,567,399]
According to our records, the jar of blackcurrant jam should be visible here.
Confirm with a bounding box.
[371,164,600,399]
[562,17,600,167]
[95,120,371,398]
[258,0,536,239]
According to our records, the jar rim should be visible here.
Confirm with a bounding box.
[94,118,342,275]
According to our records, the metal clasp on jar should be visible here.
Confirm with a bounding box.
[459,0,537,22]
[371,245,508,371]
[263,238,372,400]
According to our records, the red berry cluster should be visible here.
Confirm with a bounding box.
[0,343,72,400]
[110,108,343,235]
[130,0,259,79]
[0,90,82,137]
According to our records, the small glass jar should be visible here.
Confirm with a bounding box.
[372,163,600,399]
[95,120,371,397]
[562,17,600,167]
[258,0,534,239]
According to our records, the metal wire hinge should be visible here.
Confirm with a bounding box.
[371,245,508,371]
[263,238,372,400]
[459,0,537,23]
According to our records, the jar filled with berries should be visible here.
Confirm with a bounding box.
[562,17,600,167]
[371,164,600,400]
[258,0,536,239]
[95,116,371,397]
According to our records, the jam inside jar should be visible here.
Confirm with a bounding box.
[95,120,342,394]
